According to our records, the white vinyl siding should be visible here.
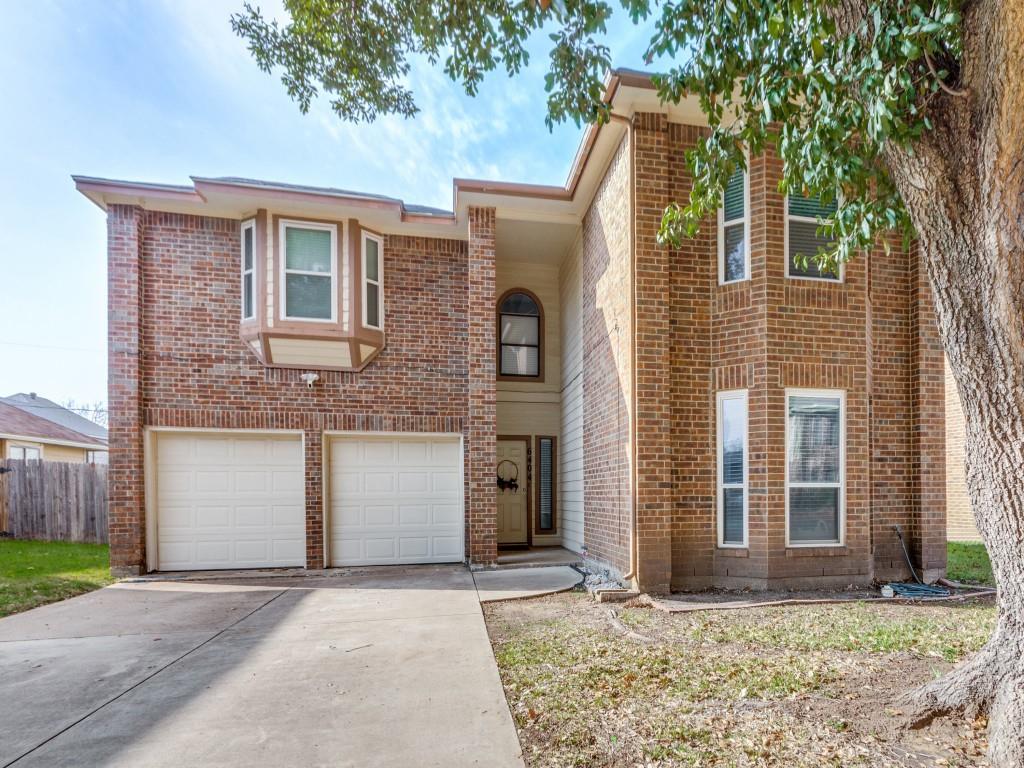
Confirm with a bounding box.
[559,237,584,553]
[241,219,255,320]
[717,390,748,547]
[362,231,383,330]
[280,220,338,321]
[718,161,749,284]
[786,390,845,546]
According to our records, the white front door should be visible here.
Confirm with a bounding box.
[497,439,529,545]
[329,434,464,565]
[154,432,306,570]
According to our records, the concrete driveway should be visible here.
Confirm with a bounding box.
[0,566,524,768]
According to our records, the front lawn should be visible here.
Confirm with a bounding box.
[947,541,995,586]
[0,539,113,618]
[486,592,997,767]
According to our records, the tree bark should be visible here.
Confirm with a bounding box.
[881,1,1024,765]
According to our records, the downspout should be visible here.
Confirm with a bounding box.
[608,111,640,589]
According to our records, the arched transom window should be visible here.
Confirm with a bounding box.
[498,290,542,379]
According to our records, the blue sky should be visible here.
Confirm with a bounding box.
[0,0,656,415]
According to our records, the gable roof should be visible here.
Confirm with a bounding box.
[2,393,108,442]
[0,401,107,449]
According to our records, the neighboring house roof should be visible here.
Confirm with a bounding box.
[2,393,108,443]
[0,401,107,450]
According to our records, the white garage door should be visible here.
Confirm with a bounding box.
[329,435,464,566]
[155,433,305,570]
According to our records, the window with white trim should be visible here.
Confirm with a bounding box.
[281,221,337,321]
[241,219,255,320]
[717,390,748,547]
[786,194,840,280]
[9,444,41,460]
[718,164,749,283]
[362,231,383,330]
[786,390,845,545]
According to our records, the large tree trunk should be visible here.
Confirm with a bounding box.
[881,1,1024,764]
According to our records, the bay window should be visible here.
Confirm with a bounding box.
[786,390,845,545]
[280,220,337,321]
[362,231,383,330]
[241,219,255,320]
[786,193,840,281]
[717,390,748,547]
[718,164,749,284]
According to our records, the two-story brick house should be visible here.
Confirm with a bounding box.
[76,69,946,591]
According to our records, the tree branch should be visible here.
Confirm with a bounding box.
[924,48,969,98]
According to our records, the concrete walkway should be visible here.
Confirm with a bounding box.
[473,565,583,603]
[0,566,524,768]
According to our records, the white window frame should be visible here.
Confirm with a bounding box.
[716,389,749,548]
[361,230,384,330]
[717,153,751,285]
[9,443,42,460]
[241,219,256,320]
[279,219,338,323]
[783,195,845,283]
[784,388,846,547]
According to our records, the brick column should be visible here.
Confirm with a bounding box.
[107,205,146,575]
[467,207,497,565]
[911,244,947,579]
[305,426,325,568]
[632,114,674,593]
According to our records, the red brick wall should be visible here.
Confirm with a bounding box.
[581,134,633,576]
[107,205,146,575]
[622,123,946,590]
[467,207,498,565]
[111,206,475,571]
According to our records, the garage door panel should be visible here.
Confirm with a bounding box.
[156,434,305,571]
[329,435,463,566]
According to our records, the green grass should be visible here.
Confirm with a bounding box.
[0,539,113,617]
[947,541,994,586]
[625,601,995,663]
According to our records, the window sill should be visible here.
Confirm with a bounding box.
[785,545,849,557]
[716,547,749,558]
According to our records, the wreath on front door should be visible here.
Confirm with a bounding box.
[496,459,520,493]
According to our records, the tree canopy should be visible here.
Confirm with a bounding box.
[232,0,963,273]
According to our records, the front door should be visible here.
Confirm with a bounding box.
[497,438,529,545]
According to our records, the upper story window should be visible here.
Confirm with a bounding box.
[786,194,841,281]
[717,390,748,547]
[498,290,542,379]
[786,389,845,546]
[362,231,383,330]
[241,219,255,320]
[718,164,749,283]
[280,220,337,321]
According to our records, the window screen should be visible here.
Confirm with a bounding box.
[787,393,843,543]
[718,391,747,546]
[284,225,333,320]
[363,235,382,329]
[241,222,254,320]
[499,292,540,377]
[788,194,839,280]
[721,166,747,282]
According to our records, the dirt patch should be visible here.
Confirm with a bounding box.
[485,592,995,767]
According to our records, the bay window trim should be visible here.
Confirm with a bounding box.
[783,195,845,283]
[717,152,751,285]
[716,389,749,548]
[785,387,846,548]
[361,230,384,330]
[278,219,339,323]
[241,218,255,321]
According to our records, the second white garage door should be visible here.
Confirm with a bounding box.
[329,435,464,566]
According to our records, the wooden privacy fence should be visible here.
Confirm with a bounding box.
[0,459,108,543]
